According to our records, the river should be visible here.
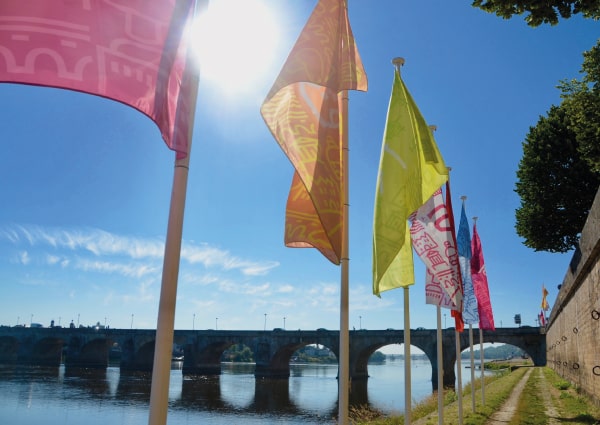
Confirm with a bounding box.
[0,358,486,424]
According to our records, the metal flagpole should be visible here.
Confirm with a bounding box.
[404,287,412,425]
[456,329,464,424]
[449,166,463,424]
[461,194,477,413]
[473,216,486,406]
[436,306,444,425]
[148,152,191,425]
[479,327,485,404]
[392,56,412,425]
[338,87,350,425]
[148,2,203,424]
[469,324,476,412]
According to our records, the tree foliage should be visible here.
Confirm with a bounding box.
[515,40,600,252]
[472,0,600,26]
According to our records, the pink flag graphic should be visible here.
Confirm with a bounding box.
[410,188,463,311]
[471,221,495,330]
[0,0,197,159]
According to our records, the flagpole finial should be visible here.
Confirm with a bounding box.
[429,125,437,132]
[460,195,467,205]
[473,216,478,223]
[392,57,405,67]
[447,166,452,172]
[392,57,405,74]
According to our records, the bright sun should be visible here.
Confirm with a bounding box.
[190,0,281,95]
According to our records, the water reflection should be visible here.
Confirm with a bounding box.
[252,378,294,413]
[63,367,110,398]
[0,360,452,424]
[179,376,229,410]
[115,370,152,402]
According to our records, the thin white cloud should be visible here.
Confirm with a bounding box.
[2,225,279,277]
[75,258,160,278]
[180,272,221,286]
[181,243,279,275]
[19,251,30,265]
[191,299,217,309]
[46,254,61,265]
[121,280,156,303]
[244,282,270,295]
[276,284,294,293]
[1,225,164,259]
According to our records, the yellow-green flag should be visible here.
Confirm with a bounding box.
[372,67,448,295]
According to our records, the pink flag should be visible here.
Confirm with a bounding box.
[410,188,463,311]
[0,0,197,159]
[471,221,495,330]
[539,310,546,327]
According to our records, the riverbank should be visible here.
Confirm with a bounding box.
[352,363,600,424]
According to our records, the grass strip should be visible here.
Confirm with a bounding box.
[350,366,527,425]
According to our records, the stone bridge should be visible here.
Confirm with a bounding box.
[0,326,545,389]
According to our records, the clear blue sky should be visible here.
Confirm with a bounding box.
[0,1,597,333]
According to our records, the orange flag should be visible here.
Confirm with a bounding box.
[261,0,367,264]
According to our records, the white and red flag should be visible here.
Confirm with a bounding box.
[410,188,463,312]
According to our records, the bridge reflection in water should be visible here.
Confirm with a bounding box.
[0,326,545,389]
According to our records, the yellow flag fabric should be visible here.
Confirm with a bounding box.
[541,285,550,310]
[260,0,367,265]
[372,68,448,295]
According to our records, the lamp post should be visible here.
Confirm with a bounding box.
[264,313,267,331]
[215,317,218,330]
[30,314,33,327]
[193,313,195,330]
[283,316,286,330]
[359,315,362,330]
[130,314,134,329]
[77,313,80,327]
[444,313,447,328]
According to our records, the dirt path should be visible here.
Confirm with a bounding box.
[537,368,561,424]
[485,367,533,424]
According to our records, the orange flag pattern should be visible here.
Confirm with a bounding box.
[261,0,367,264]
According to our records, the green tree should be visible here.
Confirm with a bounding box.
[515,106,598,252]
[472,0,600,26]
[515,40,600,252]
[559,42,600,173]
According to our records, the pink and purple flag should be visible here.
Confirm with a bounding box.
[0,0,197,159]
[471,221,495,330]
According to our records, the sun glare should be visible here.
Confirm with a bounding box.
[190,0,281,95]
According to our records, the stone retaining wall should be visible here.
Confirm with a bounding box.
[546,188,600,406]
